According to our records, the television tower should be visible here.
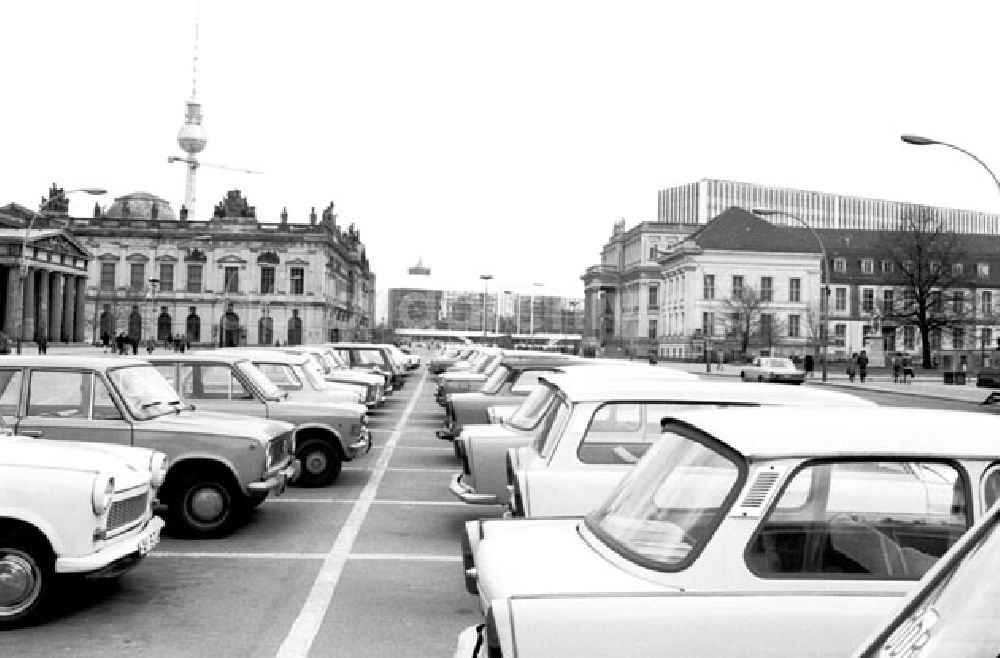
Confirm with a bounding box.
[174,2,206,220]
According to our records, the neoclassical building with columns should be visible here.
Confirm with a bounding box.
[67,189,376,347]
[0,190,93,347]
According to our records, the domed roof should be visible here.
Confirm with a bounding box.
[104,192,177,221]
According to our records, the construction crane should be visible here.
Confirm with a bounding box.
[167,155,262,175]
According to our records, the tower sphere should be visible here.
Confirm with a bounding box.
[178,123,207,154]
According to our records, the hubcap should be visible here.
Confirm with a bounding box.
[189,486,226,523]
[305,450,329,475]
[0,553,38,612]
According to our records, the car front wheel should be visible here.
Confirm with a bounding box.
[168,471,241,538]
[296,439,343,487]
[0,531,52,628]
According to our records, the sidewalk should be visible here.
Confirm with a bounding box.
[656,360,993,406]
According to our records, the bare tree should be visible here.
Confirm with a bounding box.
[721,286,769,357]
[878,205,969,368]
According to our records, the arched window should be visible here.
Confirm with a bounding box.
[128,306,142,340]
[258,316,274,345]
[220,304,240,347]
[186,308,201,343]
[287,310,303,346]
[157,308,172,342]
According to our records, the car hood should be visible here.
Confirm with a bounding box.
[450,392,495,406]
[0,436,152,488]
[477,520,670,602]
[269,400,366,422]
[145,410,293,443]
[440,372,484,382]
[326,370,382,386]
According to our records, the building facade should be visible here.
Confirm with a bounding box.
[71,190,375,347]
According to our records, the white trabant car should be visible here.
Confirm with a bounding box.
[740,356,806,384]
[451,371,869,510]
[457,407,1000,658]
[853,496,1000,657]
[0,431,167,627]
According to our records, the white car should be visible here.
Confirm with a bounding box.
[0,432,167,627]
[853,497,1000,656]
[740,356,806,384]
[457,406,1000,658]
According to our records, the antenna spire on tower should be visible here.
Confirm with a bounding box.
[191,0,200,100]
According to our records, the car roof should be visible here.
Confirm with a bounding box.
[199,348,309,365]
[538,365,698,383]
[665,407,1000,459]
[538,373,871,405]
[146,353,249,364]
[0,355,153,368]
[325,343,390,350]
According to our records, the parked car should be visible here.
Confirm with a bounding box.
[441,360,696,441]
[0,430,167,627]
[208,349,369,406]
[449,366,703,501]
[279,345,387,406]
[429,347,474,374]
[0,356,298,538]
[457,406,1000,658]
[740,356,806,384]
[454,372,872,510]
[852,496,1000,657]
[398,345,421,370]
[327,342,406,390]
[147,353,369,488]
[435,350,577,406]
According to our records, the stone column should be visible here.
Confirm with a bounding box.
[63,275,75,343]
[75,277,86,343]
[49,273,63,342]
[22,268,35,343]
[3,266,17,337]
[36,270,49,341]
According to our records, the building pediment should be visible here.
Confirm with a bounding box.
[97,252,120,262]
[155,254,178,262]
[125,253,150,263]
[286,257,309,266]
[28,231,93,260]
[217,255,248,265]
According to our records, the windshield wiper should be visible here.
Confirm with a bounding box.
[140,401,162,410]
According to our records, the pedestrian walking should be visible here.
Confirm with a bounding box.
[0,333,10,355]
[857,350,869,383]
[847,353,857,382]
[35,328,48,355]
[145,337,156,355]
[892,355,901,383]
[101,330,111,353]
[115,332,125,355]
[902,354,914,384]
[804,354,814,378]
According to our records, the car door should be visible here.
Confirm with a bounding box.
[17,368,133,446]
[174,362,267,418]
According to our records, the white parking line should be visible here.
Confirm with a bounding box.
[265,498,473,506]
[342,467,455,473]
[276,369,428,658]
[150,551,461,562]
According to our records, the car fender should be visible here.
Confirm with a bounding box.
[293,423,347,458]
[0,507,67,557]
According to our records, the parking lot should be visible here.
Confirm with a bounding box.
[0,356,987,657]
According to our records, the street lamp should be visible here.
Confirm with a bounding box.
[14,187,106,353]
[479,274,493,341]
[901,134,1000,199]
[753,208,829,382]
[503,290,512,335]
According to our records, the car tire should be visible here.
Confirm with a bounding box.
[0,531,53,628]
[296,439,343,487]
[168,471,241,538]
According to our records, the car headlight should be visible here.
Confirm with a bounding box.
[92,473,115,515]
[149,452,169,489]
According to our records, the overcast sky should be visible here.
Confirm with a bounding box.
[4,1,1000,303]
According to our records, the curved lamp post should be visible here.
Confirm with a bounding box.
[14,187,106,353]
[752,208,829,381]
[900,134,1000,199]
[479,274,493,340]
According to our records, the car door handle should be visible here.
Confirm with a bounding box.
[19,430,44,437]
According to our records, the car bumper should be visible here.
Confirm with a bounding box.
[349,427,373,454]
[247,459,301,494]
[453,624,487,658]
[449,473,499,505]
[56,515,165,577]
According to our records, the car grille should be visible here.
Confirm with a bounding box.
[270,432,293,465]
[107,491,149,532]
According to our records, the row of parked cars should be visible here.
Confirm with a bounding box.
[0,341,416,627]
[430,344,1000,657]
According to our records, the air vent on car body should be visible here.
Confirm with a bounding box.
[732,466,786,518]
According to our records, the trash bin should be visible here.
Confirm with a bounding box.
[943,372,955,385]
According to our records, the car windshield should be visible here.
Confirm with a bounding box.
[109,365,185,419]
[766,358,794,369]
[532,398,572,457]
[507,384,557,431]
[864,507,1000,656]
[300,360,331,390]
[481,365,510,395]
[235,361,282,399]
[474,354,501,375]
[586,430,742,570]
[254,362,303,390]
[323,350,349,370]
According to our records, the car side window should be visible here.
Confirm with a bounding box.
[185,364,251,400]
[0,369,22,419]
[26,370,88,418]
[92,376,124,420]
[982,464,1000,509]
[747,460,968,580]
[154,364,177,388]
[355,349,384,367]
